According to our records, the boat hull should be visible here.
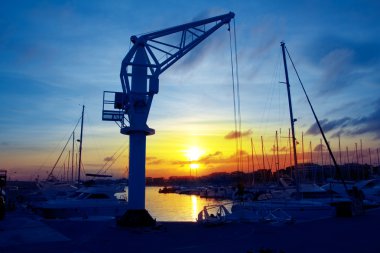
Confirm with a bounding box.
[231,200,335,223]
[31,199,128,219]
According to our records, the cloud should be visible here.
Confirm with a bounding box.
[304,35,380,96]
[0,141,9,146]
[171,150,240,168]
[199,151,223,164]
[306,117,351,135]
[330,129,345,139]
[245,18,281,58]
[103,156,114,162]
[318,49,355,94]
[146,156,164,165]
[349,99,380,139]
[171,160,191,167]
[314,144,325,152]
[270,145,288,153]
[231,150,249,157]
[305,99,380,139]
[224,129,253,139]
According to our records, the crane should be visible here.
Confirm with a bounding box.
[102,12,235,226]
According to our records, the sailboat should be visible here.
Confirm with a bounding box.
[30,184,128,219]
[29,106,129,219]
[34,105,85,201]
[228,42,352,223]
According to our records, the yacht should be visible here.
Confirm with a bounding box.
[30,185,128,219]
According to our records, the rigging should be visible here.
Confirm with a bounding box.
[228,18,243,172]
[284,44,348,192]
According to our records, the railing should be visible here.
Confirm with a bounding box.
[102,91,125,122]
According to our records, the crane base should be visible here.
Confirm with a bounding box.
[116,209,156,227]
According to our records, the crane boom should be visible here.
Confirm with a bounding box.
[120,12,234,95]
[103,12,235,226]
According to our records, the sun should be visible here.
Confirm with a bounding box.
[190,163,199,169]
[185,147,203,161]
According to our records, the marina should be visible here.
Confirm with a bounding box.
[1,1,380,253]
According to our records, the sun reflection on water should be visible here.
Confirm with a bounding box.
[191,195,198,221]
[145,187,224,222]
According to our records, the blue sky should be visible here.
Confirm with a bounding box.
[1,0,379,179]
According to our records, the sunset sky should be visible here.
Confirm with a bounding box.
[1,0,379,180]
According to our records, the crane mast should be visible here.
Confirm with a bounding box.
[103,12,235,226]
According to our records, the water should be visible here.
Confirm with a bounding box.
[145,187,228,222]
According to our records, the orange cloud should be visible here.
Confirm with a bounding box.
[224,129,253,139]
[146,156,164,165]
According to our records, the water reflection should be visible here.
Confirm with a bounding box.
[191,195,198,221]
[144,187,226,222]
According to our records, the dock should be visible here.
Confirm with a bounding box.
[1,207,380,253]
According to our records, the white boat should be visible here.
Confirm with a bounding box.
[354,178,380,203]
[230,178,352,223]
[34,180,79,201]
[197,204,232,225]
[176,187,201,195]
[269,176,345,203]
[231,199,333,223]
[197,202,295,225]
[322,178,380,207]
[30,186,128,219]
[199,186,233,199]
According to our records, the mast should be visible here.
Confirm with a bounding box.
[261,136,265,169]
[281,41,299,192]
[283,43,348,190]
[310,141,313,164]
[275,130,280,178]
[272,142,275,175]
[360,139,363,164]
[320,139,323,166]
[71,131,74,182]
[247,155,250,174]
[338,135,342,165]
[76,153,78,177]
[355,142,359,164]
[250,137,255,185]
[369,148,372,176]
[302,131,304,165]
[345,146,350,180]
[67,151,70,181]
[369,148,372,165]
[288,129,292,171]
[321,139,325,180]
[78,105,85,184]
[63,163,65,181]
[261,135,265,182]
